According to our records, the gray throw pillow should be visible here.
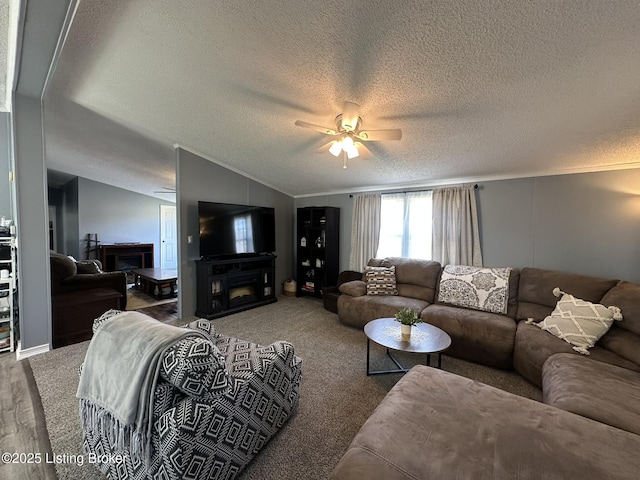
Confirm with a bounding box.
[76,261,103,274]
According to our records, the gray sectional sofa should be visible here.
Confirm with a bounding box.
[332,257,640,479]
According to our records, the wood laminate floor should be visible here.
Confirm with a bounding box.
[0,351,57,480]
[0,298,178,480]
[0,301,178,480]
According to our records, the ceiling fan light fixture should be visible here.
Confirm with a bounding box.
[328,141,343,157]
[346,145,359,159]
[295,100,402,168]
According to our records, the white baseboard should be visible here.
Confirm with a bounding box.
[16,341,50,360]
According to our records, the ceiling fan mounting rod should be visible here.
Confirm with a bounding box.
[335,114,362,133]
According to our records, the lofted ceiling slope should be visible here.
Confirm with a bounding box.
[43,0,640,198]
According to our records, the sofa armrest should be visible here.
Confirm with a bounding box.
[60,271,128,309]
[338,270,364,286]
[323,285,339,296]
[324,271,363,298]
[339,280,367,297]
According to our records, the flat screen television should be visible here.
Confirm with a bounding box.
[198,201,276,258]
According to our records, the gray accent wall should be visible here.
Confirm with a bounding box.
[176,148,294,318]
[13,93,52,350]
[478,169,640,282]
[77,177,173,265]
[301,169,640,283]
[12,0,74,352]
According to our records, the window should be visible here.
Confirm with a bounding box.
[376,191,432,259]
[233,214,254,253]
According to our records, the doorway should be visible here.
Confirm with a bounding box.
[160,204,177,269]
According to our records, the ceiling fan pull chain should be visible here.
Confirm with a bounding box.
[343,152,348,169]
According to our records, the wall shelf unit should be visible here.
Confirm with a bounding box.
[0,234,17,353]
[296,206,340,298]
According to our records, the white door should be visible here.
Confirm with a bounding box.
[160,205,177,269]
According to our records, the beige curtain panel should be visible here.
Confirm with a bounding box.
[349,194,381,271]
[432,186,482,267]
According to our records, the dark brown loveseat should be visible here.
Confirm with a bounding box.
[50,251,127,347]
[50,251,128,306]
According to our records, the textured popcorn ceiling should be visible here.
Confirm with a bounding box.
[44,0,640,198]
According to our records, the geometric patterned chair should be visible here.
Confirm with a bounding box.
[79,312,302,480]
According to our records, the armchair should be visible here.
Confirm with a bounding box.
[79,311,302,480]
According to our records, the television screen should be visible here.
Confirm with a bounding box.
[198,201,276,258]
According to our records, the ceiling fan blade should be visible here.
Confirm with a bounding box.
[357,128,402,141]
[355,142,373,160]
[316,141,337,153]
[295,120,336,135]
[153,186,176,193]
[341,101,360,131]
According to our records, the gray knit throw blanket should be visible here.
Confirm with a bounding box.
[76,311,206,463]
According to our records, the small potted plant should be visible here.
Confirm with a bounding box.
[394,308,422,337]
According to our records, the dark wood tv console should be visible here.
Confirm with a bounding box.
[101,243,154,272]
[195,255,277,319]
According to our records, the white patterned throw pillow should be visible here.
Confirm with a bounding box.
[365,265,398,295]
[527,287,623,355]
[437,265,511,314]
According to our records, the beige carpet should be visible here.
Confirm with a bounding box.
[29,296,541,480]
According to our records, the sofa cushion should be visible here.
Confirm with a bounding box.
[530,288,622,355]
[339,280,367,297]
[513,322,640,387]
[598,326,640,367]
[379,257,441,302]
[516,267,618,322]
[364,265,398,295]
[601,281,640,336]
[543,353,640,436]
[421,304,516,369]
[437,265,512,314]
[337,293,430,329]
[330,365,640,480]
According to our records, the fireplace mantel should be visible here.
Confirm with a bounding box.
[100,243,154,272]
[195,255,277,319]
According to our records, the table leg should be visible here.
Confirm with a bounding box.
[366,338,371,375]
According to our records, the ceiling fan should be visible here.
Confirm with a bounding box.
[295,101,402,169]
[153,186,176,194]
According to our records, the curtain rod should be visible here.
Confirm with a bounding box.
[349,184,478,198]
